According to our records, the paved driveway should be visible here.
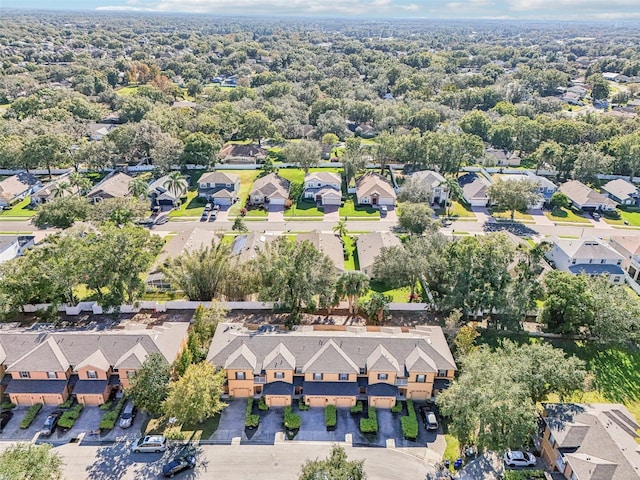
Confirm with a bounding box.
[267,205,285,222]
[209,399,245,444]
[295,407,351,443]
[323,205,341,221]
[0,406,41,441]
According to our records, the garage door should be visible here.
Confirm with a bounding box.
[307,397,325,408]
[79,394,104,406]
[11,394,33,405]
[267,396,290,408]
[231,388,252,398]
[323,196,341,206]
[335,397,355,408]
[270,198,285,205]
[370,397,395,409]
[42,394,63,405]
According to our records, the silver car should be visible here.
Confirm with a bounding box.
[132,435,167,453]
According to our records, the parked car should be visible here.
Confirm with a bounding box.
[209,211,217,221]
[591,212,601,220]
[213,204,220,211]
[200,212,209,222]
[162,454,196,478]
[204,203,212,211]
[155,216,169,225]
[503,450,536,468]
[0,411,14,432]
[380,205,388,214]
[40,411,61,437]
[118,401,137,429]
[418,406,438,431]
[131,435,167,453]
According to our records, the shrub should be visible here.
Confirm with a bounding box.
[325,405,337,428]
[359,407,378,433]
[284,406,301,430]
[20,403,43,429]
[298,398,309,411]
[401,400,418,440]
[99,400,113,411]
[504,471,545,480]
[58,404,84,429]
[391,401,403,414]
[245,397,260,428]
[57,398,74,409]
[258,396,269,411]
[99,397,126,430]
[0,401,16,410]
[350,401,363,414]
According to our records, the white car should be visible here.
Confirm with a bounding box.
[132,435,167,453]
[503,450,536,468]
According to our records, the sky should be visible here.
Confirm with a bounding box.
[3,0,640,20]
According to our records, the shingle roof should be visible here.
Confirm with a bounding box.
[601,179,638,202]
[224,344,257,370]
[367,383,398,397]
[0,173,37,202]
[4,379,68,394]
[303,381,359,396]
[609,236,640,256]
[459,172,490,201]
[250,173,290,200]
[263,381,294,396]
[197,171,240,186]
[356,232,401,272]
[564,453,618,480]
[263,343,296,370]
[86,172,133,200]
[8,337,69,373]
[231,232,276,263]
[296,231,345,272]
[305,172,341,184]
[366,345,401,374]
[73,379,109,394]
[74,349,110,372]
[410,170,445,188]
[551,237,624,262]
[355,172,396,199]
[568,264,625,275]
[219,144,266,159]
[208,324,456,377]
[559,180,617,208]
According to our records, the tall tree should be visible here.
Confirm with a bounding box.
[397,202,438,235]
[283,140,321,174]
[298,444,366,480]
[128,177,150,200]
[163,362,227,424]
[336,272,370,315]
[33,196,90,229]
[125,352,171,416]
[241,111,275,146]
[22,133,71,178]
[487,178,541,220]
[181,132,220,167]
[0,443,63,480]
[362,292,391,324]
[163,171,188,200]
[90,197,149,226]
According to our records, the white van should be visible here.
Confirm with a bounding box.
[132,435,167,453]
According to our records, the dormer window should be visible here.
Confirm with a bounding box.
[87,370,98,379]
[19,371,30,379]
[47,372,57,379]
[339,373,348,381]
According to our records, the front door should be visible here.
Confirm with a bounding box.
[372,196,378,205]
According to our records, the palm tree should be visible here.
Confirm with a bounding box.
[69,172,92,196]
[163,172,188,201]
[336,272,370,316]
[362,292,391,325]
[129,177,150,200]
[442,174,464,218]
[332,219,348,238]
[52,181,72,198]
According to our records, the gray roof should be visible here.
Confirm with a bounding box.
[543,403,640,480]
[305,172,341,184]
[0,323,188,373]
[87,172,133,200]
[459,172,491,201]
[559,180,617,208]
[4,379,68,394]
[73,379,109,394]
[601,179,638,202]
[367,383,398,397]
[356,232,401,272]
[568,264,625,275]
[250,173,290,200]
[231,232,276,263]
[263,381,294,396]
[303,381,359,396]
[550,237,624,262]
[410,170,445,188]
[0,235,19,254]
[355,172,396,199]
[198,171,240,186]
[208,324,456,376]
[296,231,345,272]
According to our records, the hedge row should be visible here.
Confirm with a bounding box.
[400,400,418,440]
[20,403,43,429]
[359,406,378,433]
[258,396,269,411]
[57,398,74,409]
[284,406,301,430]
[0,401,16,410]
[99,397,126,430]
[391,401,403,414]
[58,404,84,429]
[245,397,259,428]
[325,405,337,428]
[350,401,363,414]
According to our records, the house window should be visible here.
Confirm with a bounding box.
[589,259,594,264]
[378,373,388,380]
[618,260,622,265]
[275,372,284,379]
[19,371,30,379]
[126,371,136,379]
[235,372,246,380]
[87,370,98,379]
[112,368,119,373]
[313,373,323,381]
[571,259,576,265]
[359,367,366,375]
[613,276,621,283]
[601,259,606,264]
[47,372,57,379]
[437,370,448,377]
[416,374,426,383]
[339,373,348,381]
[295,366,302,374]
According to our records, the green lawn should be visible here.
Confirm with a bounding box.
[490,207,534,221]
[339,196,379,219]
[365,281,413,303]
[168,190,205,218]
[343,235,359,270]
[544,207,590,224]
[144,414,221,442]
[0,197,37,217]
[604,207,640,226]
[435,201,475,219]
[221,169,262,216]
[115,85,140,96]
[245,207,268,217]
[286,199,324,218]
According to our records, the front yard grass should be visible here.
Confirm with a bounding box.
[0,197,36,217]
[603,207,640,227]
[144,414,221,442]
[220,169,261,216]
[489,207,534,221]
[286,199,324,217]
[339,196,379,219]
[544,207,590,224]
[168,190,205,218]
[435,201,475,219]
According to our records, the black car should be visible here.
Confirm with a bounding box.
[162,454,196,478]
[40,412,61,437]
[419,406,439,431]
[0,411,14,432]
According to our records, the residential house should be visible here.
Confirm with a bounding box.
[197,171,240,206]
[609,235,640,284]
[218,144,266,164]
[302,172,342,206]
[86,172,133,203]
[486,148,521,167]
[231,232,278,263]
[87,122,115,141]
[566,85,588,98]
[458,172,491,207]
[0,235,35,264]
[297,231,345,272]
[0,172,40,208]
[31,174,75,205]
[355,124,378,139]
[601,179,639,206]
[492,172,556,209]
[171,100,197,109]
[545,236,625,284]
[148,175,186,208]
[357,231,401,278]
[409,170,449,205]
[355,172,396,207]
[0,323,188,406]
[249,173,290,206]
[602,72,621,81]
[207,323,456,408]
[540,403,640,480]
[558,180,617,212]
